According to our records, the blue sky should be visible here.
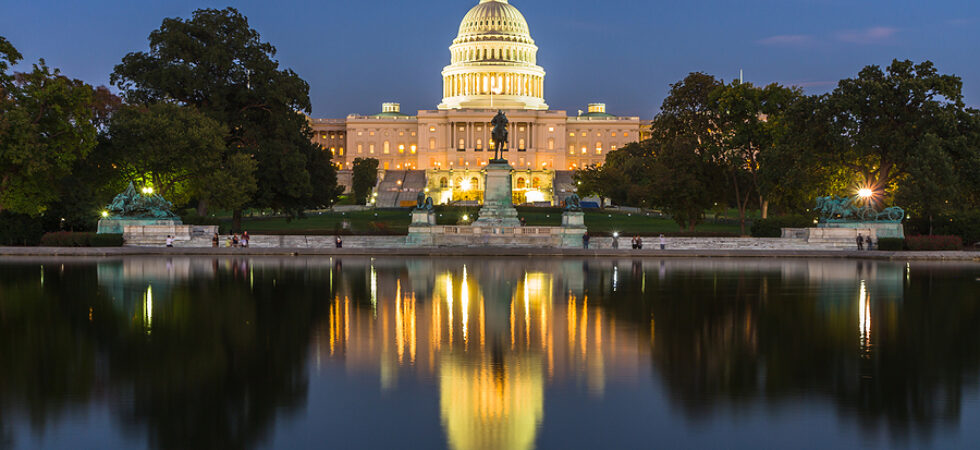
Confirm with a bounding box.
[2,0,978,118]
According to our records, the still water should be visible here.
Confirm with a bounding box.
[1,256,978,449]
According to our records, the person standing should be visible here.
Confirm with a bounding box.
[211,233,219,248]
[583,232,590,249]
[242,231,250,248]
[612,234,619,249]
[866,235,873,251]
[636,236,643,250]
[232,234,239,247]
[659,234,666,250]
[856,233,864,250]
[335,235,343,248]
[631,236,637,249]
[165,235,174,248]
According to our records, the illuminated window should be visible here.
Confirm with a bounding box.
[476,139,483,150]
[581,147,587,154]
[532,177,540,189]
[411,132,416,136]
[458,126,464,131]
[358,131,363,136]
[611,145,617,151]
[383,141,390,154]
[622,132,629,138]
[580,132,586,137]
[339,132,345,138]
[330,133,335,139]
[370,131,375,136]
[518,138,525,151]
[321,133,327,139]
[339,147,345,155]
[519,126,525,132]
[516,178,526,189]
[429,126,436,132]
[612,132,617,137]
[569,132,575,137]
[357,144,363,154]
[596,142,602,154]
[410,145,417,154]
[329,147,336,154]
[569,145,575,155]
[470,177,479,189]
[398,144,405,154]
[383,161,389,170]
[458,138,465,151]
[369,144,375,154]
[476,126,482,131]
[548,138,554,150]
[549,127,554,132]
[429,138,436,150]
[399,131,404,136]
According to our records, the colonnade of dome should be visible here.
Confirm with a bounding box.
[439,0,548,110]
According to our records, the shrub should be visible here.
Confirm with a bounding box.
[906,235,963,251]
[904,211,980,246]
[876,237,906,251]
[750,215,814,237]
[0,212,44,246]
[39,232,124,247]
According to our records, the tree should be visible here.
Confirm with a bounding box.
[110,8,340,227]
[351,158,379,205]
[105,103,233,206]
[0,37,98,215]
[821,60,965,195]
[648,136,723,231]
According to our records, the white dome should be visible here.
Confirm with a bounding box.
[456,0,533,45]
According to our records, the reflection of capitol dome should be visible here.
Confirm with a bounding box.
[439,0,548,110]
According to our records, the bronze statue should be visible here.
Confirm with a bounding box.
[563,194,582,211]
[104,181,180,220]
[415,192,434,211]
[491,110,508,161]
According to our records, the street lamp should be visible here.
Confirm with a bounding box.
[858,188,873,199]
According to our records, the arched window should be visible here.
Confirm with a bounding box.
[476,139,483,150]
[532,177,540,189]
[569,145,575,155]
[596,142,602,154]
[516,177,526,189]
[398,144,405,154]
[470,177,479,189]
[518,138,525,151]
[369,144,375,154]
[454,177,462,189]
[439,177,448,188]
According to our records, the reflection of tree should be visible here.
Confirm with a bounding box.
[589,260,980,437]
[0,258,334,449]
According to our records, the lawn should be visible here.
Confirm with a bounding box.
[217,207,745,235]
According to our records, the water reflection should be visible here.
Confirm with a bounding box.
[0,256,978,449]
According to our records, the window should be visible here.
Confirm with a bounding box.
[548,138,554,150]
[329,147,336,154]
[596,132,602,137]
[370,131,375,136]
[580,132,586,137]
[516,178,526,189]
[383,161,389,170]
[569,145,575,155]
[518,138,525,151]
[476,126,482,131]
[357,144,363,154]
[596,142,602,154]
[622,132,629,138]
[458,138,465,151]
[429,126,436,132]
[532,177,540,189]
[411,132,416,136]
[611,145,617,151]
[519,156,525,166]
[569,132,575,137]
[410,144,417,154]
[339,147,345,156]
[519,126,525,132]
[330,133,335,139]
[399,131,404,136]
[549,127,554,132]
[398,144,405,154]
[470,177,479,189]
[369,144,375,154]
[383,141,390,154]
[358,131,363,136]
[581,147,587,154]
[612,132,617,137]
[476,139,483,150]
[429,138,436,150]
[321,133,327,139]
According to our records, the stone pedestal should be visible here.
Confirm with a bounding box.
[561,211,585,228]
[98,218,182,234]
[473,161,520,228]
[818,221,904,239]
[411,209,436,226]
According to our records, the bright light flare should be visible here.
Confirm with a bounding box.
[858,188,873,198]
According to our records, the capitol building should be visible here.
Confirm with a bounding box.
[310,0,650,206]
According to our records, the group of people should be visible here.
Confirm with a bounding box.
[210,231,250,248]
[856,233,875,251]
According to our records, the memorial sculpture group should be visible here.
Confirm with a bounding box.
[407,110,586,247]
[98,182,216,245]
[814,196,904,223]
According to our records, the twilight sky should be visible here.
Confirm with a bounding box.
[2,0,978,118]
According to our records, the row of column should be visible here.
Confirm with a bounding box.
[447,120,533,152]
[444,72,542,98]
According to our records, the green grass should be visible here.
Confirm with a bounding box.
[222,207,744,235]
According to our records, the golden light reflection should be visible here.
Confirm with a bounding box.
[859,280,872,357]
[313,264,649,450]
[143,285,153,335]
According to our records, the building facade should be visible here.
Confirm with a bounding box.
[310,0,651,206]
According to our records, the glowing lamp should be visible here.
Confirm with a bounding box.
[101,210,109,218]
[858,188,873,198]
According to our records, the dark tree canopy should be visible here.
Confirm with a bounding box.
[110,7,340,221]
[351,158,380,205]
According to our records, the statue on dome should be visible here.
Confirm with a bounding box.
[491,110,509,161]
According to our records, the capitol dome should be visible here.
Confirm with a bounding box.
[439,0,548,110]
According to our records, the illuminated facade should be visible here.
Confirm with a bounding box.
[310,0,651,204]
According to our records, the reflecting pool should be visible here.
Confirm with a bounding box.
[1,256,979,449]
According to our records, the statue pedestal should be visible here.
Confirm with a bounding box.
[410,210,436,226]
[817,221,904,239]
[561,211,585,228]
[98,218,182,234]
[473,161,520,228]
